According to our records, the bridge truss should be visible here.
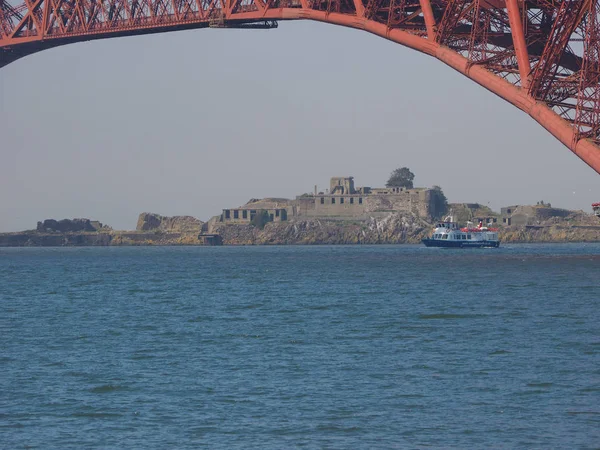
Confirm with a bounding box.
[1,0,600,174]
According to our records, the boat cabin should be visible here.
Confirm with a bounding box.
[435,221,459,230]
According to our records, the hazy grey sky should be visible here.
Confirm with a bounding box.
[1,21,599,232]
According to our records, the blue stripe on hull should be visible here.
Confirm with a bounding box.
[422,239,500,248]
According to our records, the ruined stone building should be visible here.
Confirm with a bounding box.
[292,176,440,220]
[500,204,570,226]
[218,176,443,226]
[220,198,290,225]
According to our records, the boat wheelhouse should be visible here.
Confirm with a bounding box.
[422,217,500,248]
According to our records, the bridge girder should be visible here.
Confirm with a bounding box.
[1,0,600,175]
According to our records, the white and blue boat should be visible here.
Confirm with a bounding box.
[422,217,500,248]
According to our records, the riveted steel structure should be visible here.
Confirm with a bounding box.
[1,0,600,174]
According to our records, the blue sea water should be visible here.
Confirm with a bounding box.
[1,244,599,449]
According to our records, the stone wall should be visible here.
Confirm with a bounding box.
[504,206,572,226]
[36,218,105,233]
[296,189,434,220]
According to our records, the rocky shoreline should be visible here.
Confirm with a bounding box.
[2,211,600,247]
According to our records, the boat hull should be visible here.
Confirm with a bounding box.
[422,239,500,248]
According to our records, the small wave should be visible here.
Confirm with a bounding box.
[515,390,547,396]
[129,354,155,360]
[489,350,511,355]
[579,387,600,393]
[315,424,362,432]
[419,313,484,320]
[89,384,127,394]
[188,316,213,322]
[0,422,25,429]
[307,305,330,310]
[526,382,553,388]
[70,411,123,418]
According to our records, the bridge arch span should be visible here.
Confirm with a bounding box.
[1,0,600,174]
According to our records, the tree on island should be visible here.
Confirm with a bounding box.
[251,210,271,230]
[386,167,415,189]
[430,185,449,219]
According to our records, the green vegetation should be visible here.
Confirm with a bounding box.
[430,185,449,219]
[386,167,415,189]
[251,210,271,230]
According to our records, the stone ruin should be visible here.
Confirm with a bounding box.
[36,218,107,233]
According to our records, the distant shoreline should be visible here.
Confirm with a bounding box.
[2,222,600,247]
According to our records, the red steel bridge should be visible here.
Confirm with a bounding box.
[1,0,600,175]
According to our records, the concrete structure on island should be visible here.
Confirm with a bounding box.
[218,176,444,225]
[500,203,571,226]
[220,198,291,225]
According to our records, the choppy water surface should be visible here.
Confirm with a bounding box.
[1,244,599,448]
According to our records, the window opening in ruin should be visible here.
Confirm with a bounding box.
[270,214,274,221]
[320,197,324,204]
[234,210,239,219]
[225,210,230,219]
[359,198,363,204]
[340,197,344,204]
[243,210,248,219]
[350,197,354,204]
[332,198,336,204]
[276,210,279,217]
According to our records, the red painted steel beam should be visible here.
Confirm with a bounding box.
[1,0,600,176]
[505,0,530,88]
[419,0,436,40]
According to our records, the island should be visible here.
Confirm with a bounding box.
[1,173,599,246]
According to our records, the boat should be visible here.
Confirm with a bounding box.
[593,203,600,218]
[422,216,500,248]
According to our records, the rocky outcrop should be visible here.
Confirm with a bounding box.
[136,213,203,233]
[498,211,600,242]
[36,218,106,233]
[0,231,204,247]
[0,232,113,247]
[2,211,599,247]
[212,213,430,245]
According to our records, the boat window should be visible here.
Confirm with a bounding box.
[462,235,466,240]
[468,234,472,239]
[442,235,448,240]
